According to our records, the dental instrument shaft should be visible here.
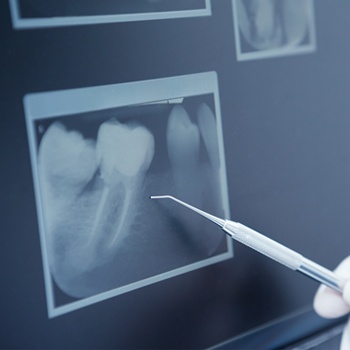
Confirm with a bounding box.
[150,195,344,293]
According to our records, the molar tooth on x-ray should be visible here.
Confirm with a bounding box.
[38,122,99,236]
[38,122,101,285]
[93,119,155,247]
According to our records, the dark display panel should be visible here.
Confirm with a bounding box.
[2,0,350,348]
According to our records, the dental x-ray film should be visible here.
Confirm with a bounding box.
[24,72,231,317]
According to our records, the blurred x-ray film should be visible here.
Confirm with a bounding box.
[9,0,211,29]
[232,0,316,61]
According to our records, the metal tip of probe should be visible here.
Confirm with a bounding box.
[150,195,226,227]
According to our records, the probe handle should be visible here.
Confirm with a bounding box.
[222,220,344,293]
[223,221,304,270]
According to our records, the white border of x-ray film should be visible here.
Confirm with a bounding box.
[9,0,211,29]
[24,71,232,318]
[232,0,316,61]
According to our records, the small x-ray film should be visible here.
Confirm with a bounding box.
[232,0,316,61]
[9,0,211,29]
[24,72,231,318]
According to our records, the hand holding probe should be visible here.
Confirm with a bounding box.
[150,195,345,293]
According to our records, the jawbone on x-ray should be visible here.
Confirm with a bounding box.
[26,73,231,315]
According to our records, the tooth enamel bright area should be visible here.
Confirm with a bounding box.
[97,120,155,183]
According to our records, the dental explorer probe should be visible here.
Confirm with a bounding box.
[150,195,345,293]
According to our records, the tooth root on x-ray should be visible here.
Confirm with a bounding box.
[94,119,155,247]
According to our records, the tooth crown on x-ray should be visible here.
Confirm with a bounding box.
[38,102,223,298]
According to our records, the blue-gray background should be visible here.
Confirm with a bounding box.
[1,0,350,348]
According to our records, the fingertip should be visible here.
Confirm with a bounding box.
[313,284,350,319]
[340,317,350,350]
[313,285,332,318]
[335,256,350,279]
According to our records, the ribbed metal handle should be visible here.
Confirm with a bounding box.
[223,220,344,293]
[223,221,304,270]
